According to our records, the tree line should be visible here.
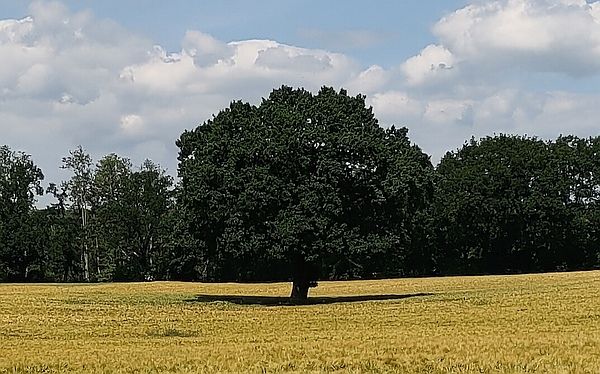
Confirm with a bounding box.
[1,87,599,296]
[0,146,175,282]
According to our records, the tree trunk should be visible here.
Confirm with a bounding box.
[290,280,310,301]
[95,237,100,279]
[289,254,318,301]
[23,248,28,281]
[81,207,89,282]
[83,250,89,282]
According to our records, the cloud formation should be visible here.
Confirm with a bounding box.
[371,0,600,157]
[2,0,600,197]
[401,0,600,86]
[401,44,456,86]
[433,0,600,75]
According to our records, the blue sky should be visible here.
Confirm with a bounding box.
[1,0,600,192]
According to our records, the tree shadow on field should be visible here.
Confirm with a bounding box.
[186,293,432,306]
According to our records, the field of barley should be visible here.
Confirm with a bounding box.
[1,271,600,373]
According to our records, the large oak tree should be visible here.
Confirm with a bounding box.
[177,86,434,300]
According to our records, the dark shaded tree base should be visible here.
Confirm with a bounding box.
[290,280,319,300]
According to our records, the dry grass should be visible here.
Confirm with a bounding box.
[1,271,600,373]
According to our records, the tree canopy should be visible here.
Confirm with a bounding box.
[435,134,600,274]
[177,86,435,299]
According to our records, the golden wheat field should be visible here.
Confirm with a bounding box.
[1,271,600,373]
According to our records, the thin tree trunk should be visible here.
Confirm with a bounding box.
[147,235,153,281]
[23,248,28,281]
[96,238,100,279]
[81,204,90,282]
[83,250,89,281]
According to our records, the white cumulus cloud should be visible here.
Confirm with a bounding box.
[401,44,456,86]
[433,0,600,75]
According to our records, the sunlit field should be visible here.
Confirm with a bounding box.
[1,271,600,373]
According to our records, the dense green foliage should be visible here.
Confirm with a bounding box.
[0,86,599,288]
[0,146,44,281]
[0,146,174,282]
[177,87,434,297]
[435,135,600,274]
